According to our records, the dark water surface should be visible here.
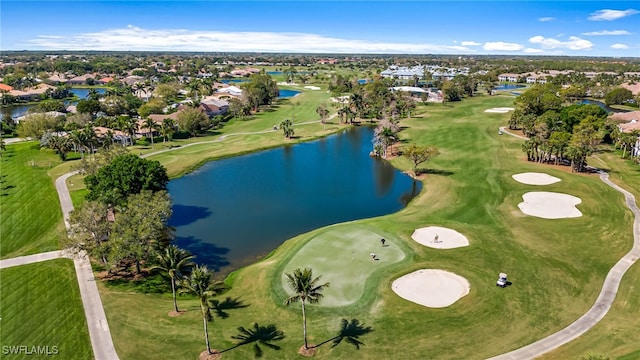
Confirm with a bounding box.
[168,126,421,275]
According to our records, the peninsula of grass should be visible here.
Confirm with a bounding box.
[0,142,65,258]
[98,94,638,359]
[0,259,93,359]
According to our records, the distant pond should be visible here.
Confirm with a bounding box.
[168,126,421,275]
[580,99,628,113]
[0,87,106,121]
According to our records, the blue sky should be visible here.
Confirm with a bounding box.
[1,1,639,57]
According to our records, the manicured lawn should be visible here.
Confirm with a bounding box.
[279,224,406,307]
[0,259,93,359]
[0,142,65,258]
[100,94,638,359]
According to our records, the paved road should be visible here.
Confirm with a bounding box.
[55,171,120,360]
[489,172,640,359]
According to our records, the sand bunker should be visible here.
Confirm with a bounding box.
[484,107,515,113]
[303,85,321,90]
[392,269,470,308]
[411,226,469,249]
[512,172,561,185]
[518,191,582,219]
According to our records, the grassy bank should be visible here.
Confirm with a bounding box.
[0,142,65,258]
[100,94,639,359]
[0,259,93,359]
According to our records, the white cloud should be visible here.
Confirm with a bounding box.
[524,48,545,54]
[529,35,593,50]
[611,43,629,49]
[461,41,481,46]
[483,41,524,51]
[23,25,483,53]
[538,17,555,22]
[448,46,473,52]
[581,30,631,36]
[588,9,639,21]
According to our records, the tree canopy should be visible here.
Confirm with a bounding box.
[84,153,169,205]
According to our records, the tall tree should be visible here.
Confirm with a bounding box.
[143,117,159,148]
[284,268,330,350]
[403,144,440,175]
[280,119,294,139]
[176,107,208,137]
[181,265,227,355]
[151,245,195,313]
[84,153,169,206]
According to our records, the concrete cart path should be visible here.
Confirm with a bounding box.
[489,171,640,359]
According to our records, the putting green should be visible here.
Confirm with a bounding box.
[280,225,405,307]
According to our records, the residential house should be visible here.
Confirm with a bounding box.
[93,126,133,146]
[498,73,520,82]
[66,74,99,85]
[215,85,243,98]
[199,98,229,117]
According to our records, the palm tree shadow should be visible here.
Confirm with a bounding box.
[315,318,373,350]
[210,297,249,319]
[221,323,285,358]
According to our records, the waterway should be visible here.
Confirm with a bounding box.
[168,126,421,275]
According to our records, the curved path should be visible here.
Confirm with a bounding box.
[54,170,120,360]
[499,126,528,140]
[490,169,640,357]
[139,118,327,159]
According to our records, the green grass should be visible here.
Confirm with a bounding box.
[278,224,406,307]
[0,259,93,359]
[0,142,65,258]
[98,94,638,359]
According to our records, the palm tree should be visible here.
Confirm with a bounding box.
[160,118,176,143]
[143,117,159,148]
[151,245,195,313]
[284,268,330,350]
[181,265,227,355]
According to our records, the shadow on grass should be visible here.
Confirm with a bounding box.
[174,235,230,272]
[314,318,373,350]
[220,322,285,358]
[418,168,454,176]
[210,296,250,319]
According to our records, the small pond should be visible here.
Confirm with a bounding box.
[168,126,421,275]
[494,84,526,91]
[278,89,301,98]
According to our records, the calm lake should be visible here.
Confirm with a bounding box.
[168,126,421,275]
[0,88,106,120]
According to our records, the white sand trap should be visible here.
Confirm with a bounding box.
[484,107,515,113]
[411,226,469,249]
[303,85,321,90]
[392,269,470,308]
[512,172,561,185]
[518,192,582,219]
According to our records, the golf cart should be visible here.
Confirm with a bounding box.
[496,273,508,288]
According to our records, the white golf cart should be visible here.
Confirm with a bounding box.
[496,273,508,288]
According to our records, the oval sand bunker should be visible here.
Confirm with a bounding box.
[392,269,470,308]
[411,226,469,249]
[512,172,561,185]
[518,191,582,219]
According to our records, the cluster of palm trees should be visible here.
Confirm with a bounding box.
[151,245,331,357]
[332,80,417,125]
